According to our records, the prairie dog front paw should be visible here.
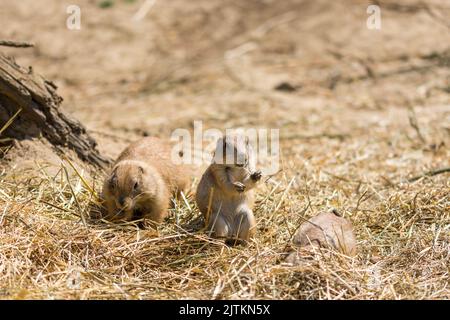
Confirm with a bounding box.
[251,170,262,181]
[233,182,246,193]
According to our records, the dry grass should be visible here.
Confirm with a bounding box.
[0,146,448,299]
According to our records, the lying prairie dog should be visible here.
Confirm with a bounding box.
[292,210,357,256]
[102,137,190,225]
[196,133,262,242]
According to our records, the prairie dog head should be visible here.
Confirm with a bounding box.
[212,134,256,172]
[102,160,160,221]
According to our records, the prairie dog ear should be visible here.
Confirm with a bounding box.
[110,166,118,180]
[109,168,118,189]
[138,166,145,174]
[212,137,226,164]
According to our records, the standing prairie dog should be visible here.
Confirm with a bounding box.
[102,137,190,225]
[292,210,356,256]
[196,133,262,241]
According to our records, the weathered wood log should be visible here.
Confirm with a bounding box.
[0,40,34,48]
[0,53,110,168]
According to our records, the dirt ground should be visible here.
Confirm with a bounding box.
[0,0,449,299]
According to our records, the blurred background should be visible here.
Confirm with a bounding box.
[1,0,449,164]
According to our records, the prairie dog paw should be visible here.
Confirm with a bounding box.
[251,170,262,181]
[233,182,246,193]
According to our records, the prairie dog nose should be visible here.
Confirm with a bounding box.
[117,196,133,210]
[118,196,125,207]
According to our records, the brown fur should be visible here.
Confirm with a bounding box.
[102,137,190,224]
[196,134,262,241]
[292,210,357,256]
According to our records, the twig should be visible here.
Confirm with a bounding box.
[204,187,214,228]
[282,184,313,252]
[132,0,157,22]
[88,129,133,143]
[281,132,349,141]
[62,155,100,200]
[422,2,450,30]
[407,106,426,144]
[274,176,296,212]
[0,108,22,136]
[264,168,283,183]
[180,191,192,212]
[355,189,371,212]
[322,170,351,183]
[408,167,450,182]
[0,40,34,48]
[62,164,87,227]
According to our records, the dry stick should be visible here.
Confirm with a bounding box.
[63,155,100,201]
[407,106,426,144]
[39,200,70,213]
[62,164,87,227]
[282,132,349,141]
[267,176,296,226]
[0,203,10,225]
[0,40,34,48]
[280,197,312,255]
[205,197,223,237]
[327,269,357,296]
[171,223,228,247]
[423,3,450,30]
[259,180,281,206]
[355,189,370,212]
[280,185,313,241]
[220,254,259,293]
[322,170,351,183]
[0,108,22,136]
[400,192,421,232]
[180,190,191,212]
[408,167,450,182]
[203,187,215,230]
[88,129,133,143]
[273,176,296,212]
[208,202,223,238]
[132,0,157,21]
[323,170,367,185]
[233,214,245,244]
[267,176,296,223]
[263,168,283,184]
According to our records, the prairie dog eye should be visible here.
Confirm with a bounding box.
[133,181,139,190]
[109,175,117,190]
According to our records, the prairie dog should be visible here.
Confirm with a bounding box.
[102,137,190,224]
[292,210,356,256]
[196,134,262,241]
